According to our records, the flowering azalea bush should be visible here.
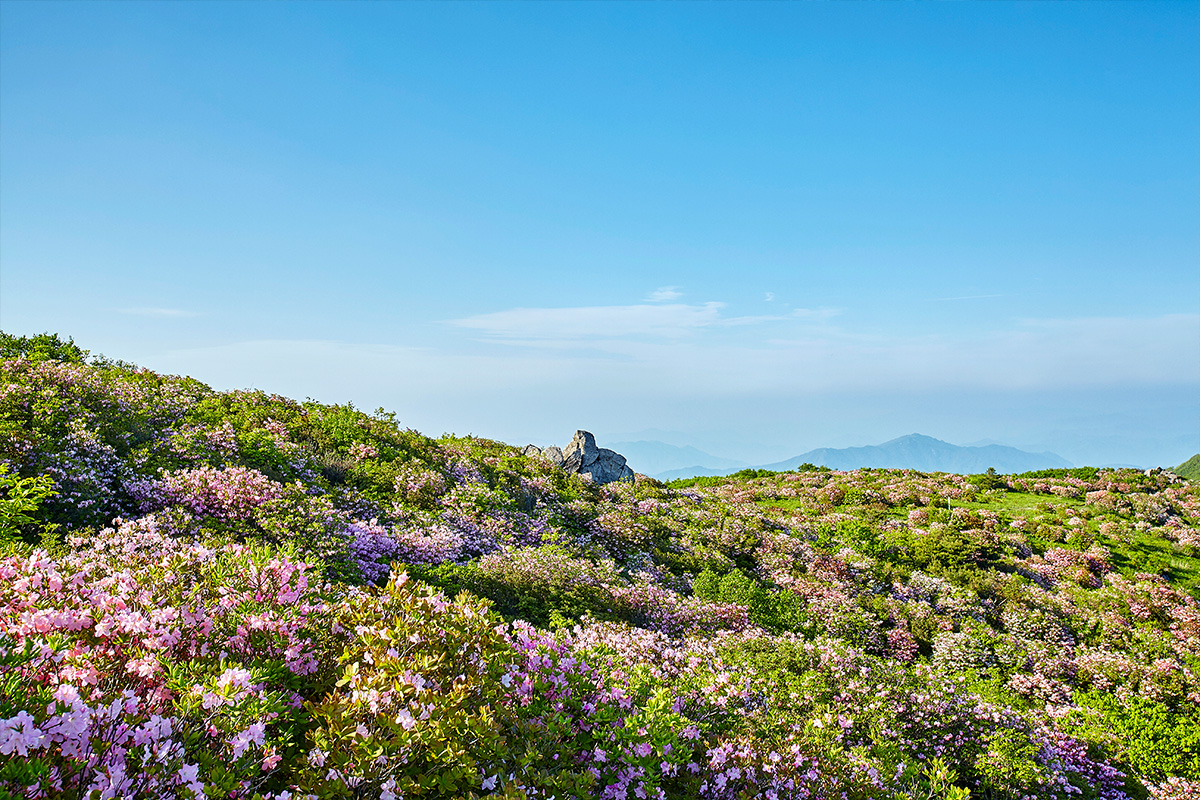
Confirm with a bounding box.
[0,517,342,798]
[1,332,1199,798]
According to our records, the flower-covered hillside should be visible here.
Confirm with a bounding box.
[1,332,1198,800]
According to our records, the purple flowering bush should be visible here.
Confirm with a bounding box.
[0,517,342,798]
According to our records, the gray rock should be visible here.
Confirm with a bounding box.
[561,430,634,484]
[527,431,633,483]
[561,430,595,473]
[522,443,564,467]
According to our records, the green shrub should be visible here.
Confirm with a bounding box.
[1014,467,1101,482]
[0,331,89,363]
[1073,691,1200,784]
[0,464,56,547]
[693,567,806,633]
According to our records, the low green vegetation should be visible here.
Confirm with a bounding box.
[1175,454,1200,481]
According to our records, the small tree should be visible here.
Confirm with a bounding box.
[0,465,57,546]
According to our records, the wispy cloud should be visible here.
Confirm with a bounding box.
[447,300,839,344]
[448,302,726,341]
[169,313,1200,413]
[444,305,1199,395]
[790,307,840,320]
[118,307,199,318]
[760,314,1200,391]
[930,294,1005,302]
[645,286,682,302]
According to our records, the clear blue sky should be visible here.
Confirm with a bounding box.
[2,1,1197,466]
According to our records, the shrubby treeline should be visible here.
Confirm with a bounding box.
[1,331,1198,800]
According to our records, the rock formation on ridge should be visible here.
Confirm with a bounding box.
[524,430,634,484]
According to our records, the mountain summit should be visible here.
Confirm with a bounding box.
[761,433,1071,474]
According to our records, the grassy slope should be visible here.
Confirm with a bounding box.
[1176,454,1200,480]
[701,466,1200,600]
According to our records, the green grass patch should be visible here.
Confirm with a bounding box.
[1174,454,1200,481]
[1098,529,1200,598]
[951,491,1082,517]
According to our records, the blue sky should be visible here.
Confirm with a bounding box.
[2,2,1197,467]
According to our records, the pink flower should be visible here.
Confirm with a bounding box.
[230,722,266,758]
[201,691,227,710]
[217,667,252,691]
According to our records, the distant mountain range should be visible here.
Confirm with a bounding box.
[609,440,746,479]
[637,434,1073,480]
[762,434,1070,474]
[655,465,739,482]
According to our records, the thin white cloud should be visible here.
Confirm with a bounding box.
[447,300,839,344]
[790,307,840,320]
[178,314,1199,409]
[645,286,682,302]
[448,302,726,340]
[447,309,1200,395]
[144,313,1198,456]
[761,314,1200,392]
[118,307,199,318]
[930,294,1005,302]
[764,292,775,302]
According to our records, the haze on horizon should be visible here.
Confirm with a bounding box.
[1,2,1197,469]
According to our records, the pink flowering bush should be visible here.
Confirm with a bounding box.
[0,518,342,798]
[298,572,538,799]
[0,669,202,799]
[607,581,751,637]
[1020,545,1111,588]
[130,465,286,520]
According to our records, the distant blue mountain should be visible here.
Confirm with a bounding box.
[654,465,739,482]
[608,440,746,479]
[759,434,1071,474]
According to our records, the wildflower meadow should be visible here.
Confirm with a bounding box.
[1,332,1197,800]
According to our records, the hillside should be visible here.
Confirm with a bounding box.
[2,332,1199,800]
[1176,454,1200,481]
[763,433,1072,474]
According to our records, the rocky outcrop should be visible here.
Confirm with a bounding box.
[563,430,636,484]
[523,443,563,467]
[524,431,634,484]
